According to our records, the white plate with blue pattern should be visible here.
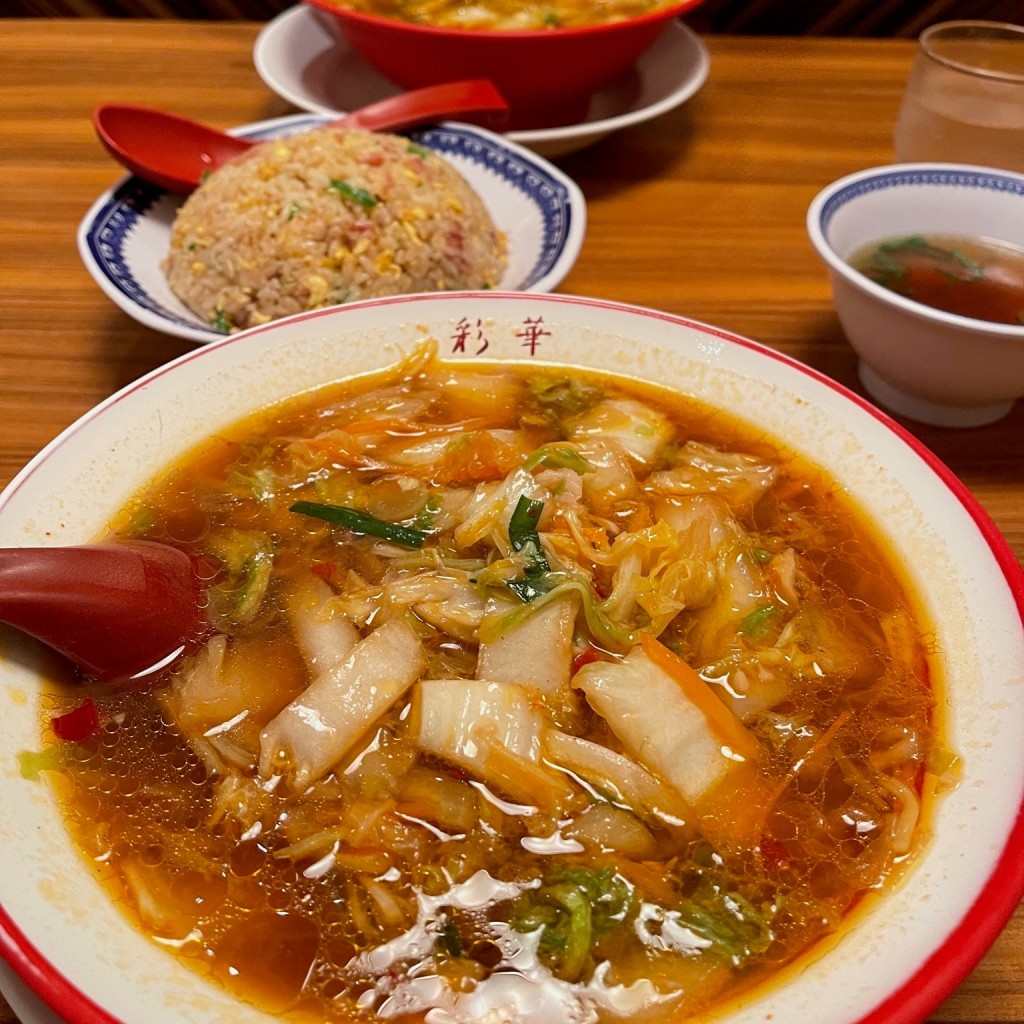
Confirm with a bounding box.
[77,114,587,345]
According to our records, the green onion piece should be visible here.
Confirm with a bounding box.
[528,375,604,417]
[207,530,275,625]
[329,179,378,209]
[508,496,549,568]
[948,248,984,281]
[547,883,591,981]
[509,866,632,981]
[128,505,157,536]
[211,308,231,333]
[480,577,637,651]
[506,574,559,603]
[739,603,779,639]
[876,236,985,283]
[18,746,66,781]
[506,495,555,601]
[411,495,442,532]
[434,918,464,959]
[523,445,593,474]
[870,249,905,279]
[235,548,274,621]
[291,501,427,548]
[673,882,774,966]
[880,235,928,253]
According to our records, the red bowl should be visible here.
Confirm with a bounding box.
[302,0,707,129]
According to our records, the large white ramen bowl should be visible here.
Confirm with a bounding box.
[807,163,1024,428]
[0,293,1022,1024]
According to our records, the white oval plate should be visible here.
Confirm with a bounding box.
[253,5,711,158]
[77,117,586,345]
[0,293,1022,1024]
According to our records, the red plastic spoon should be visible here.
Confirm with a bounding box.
[93,79,510,194]
[0,541,210,682]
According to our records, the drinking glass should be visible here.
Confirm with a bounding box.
[893,20,1024,172]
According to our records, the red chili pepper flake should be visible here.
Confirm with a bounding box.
[312,560,338,583]
[758,834,791,873]
[51,698,101,742]
[571,648,606,675]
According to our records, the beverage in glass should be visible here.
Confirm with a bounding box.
[894,21,1024,172]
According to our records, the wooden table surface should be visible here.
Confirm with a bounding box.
[1,17,1022,1024]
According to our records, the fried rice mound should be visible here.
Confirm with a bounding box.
[163,126,508,332]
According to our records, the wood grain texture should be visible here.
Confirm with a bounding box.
[0,19,1021,1024]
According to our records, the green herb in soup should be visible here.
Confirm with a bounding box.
[38,343,949,1024]
[850,233,1024,326]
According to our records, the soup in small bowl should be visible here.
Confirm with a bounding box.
[301,0,707,128]
[848,233,1024,327]
[0,293,1022,1024]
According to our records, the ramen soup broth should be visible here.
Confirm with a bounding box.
[40,346,945,1024]
[849,233,1024,326]
[334,0,678,30]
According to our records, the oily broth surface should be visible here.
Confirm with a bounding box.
[43,356,940,1024]
[333,0,680,31]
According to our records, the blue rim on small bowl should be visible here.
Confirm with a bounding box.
[77,114,587,345]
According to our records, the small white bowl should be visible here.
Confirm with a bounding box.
[77,115,587,345]
[0,293,1022,1024]
[807,163,1024,428]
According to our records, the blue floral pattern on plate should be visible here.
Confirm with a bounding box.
[77,114,586,345]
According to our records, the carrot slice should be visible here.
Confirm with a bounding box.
[790,707,852,776]
[479,736,577,811]
[435,431,523,486]
[745,707,856,843]
[640,634,760,763]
